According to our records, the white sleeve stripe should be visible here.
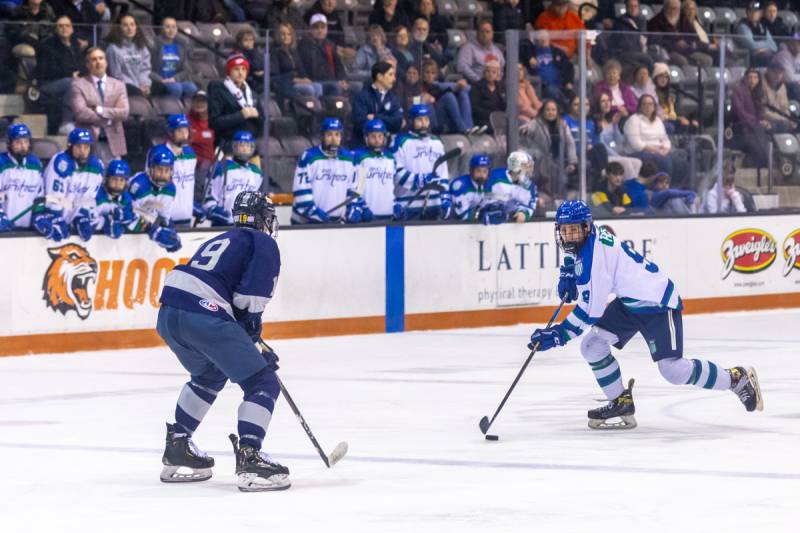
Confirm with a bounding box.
[233,292,271,313]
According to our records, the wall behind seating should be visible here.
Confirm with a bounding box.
[2,215,799,356]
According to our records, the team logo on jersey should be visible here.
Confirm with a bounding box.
[720,229,777,280]
[782,229,800,276]
[42,244,98,320]
[198,299,219,312]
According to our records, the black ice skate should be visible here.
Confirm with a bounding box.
[229,434,291,492]
[728,367,764,412]
[160,423,214,482]
[588,378,637,430]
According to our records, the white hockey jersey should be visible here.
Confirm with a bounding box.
[560,226,682,342]
[292,146,356,222]
[355,149,396,217]
[203,159,263,216]
[487,168,538,221]
[148,143,197,224]
[0,152,43,228]
[129,172,177,226]
[43,152,104,222]
[393,132,448,209]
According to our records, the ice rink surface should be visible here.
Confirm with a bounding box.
[1,309,798,532]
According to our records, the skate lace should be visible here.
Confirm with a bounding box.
[732,379,753,403]
[187,438,209,459]
[256,450,280,466]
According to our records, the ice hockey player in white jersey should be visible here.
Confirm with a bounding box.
[349,118,396,222]
[529,201,763,430]
[37,128,103,242]
[292,117,356,224]
[450,154,497,222]
[0,123,43,232]
[92,159,138,239]
[393,104,451,220]
[487,150,539,222]
[204,130,263,226]
[129,145,181,252]
[149,114,197,226]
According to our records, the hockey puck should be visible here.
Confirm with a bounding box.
[485,434,499,441]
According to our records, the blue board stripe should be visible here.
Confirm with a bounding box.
[385,225,405,333]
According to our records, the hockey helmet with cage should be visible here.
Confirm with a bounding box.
[233,190,278,238]
[507,150,534,186]
[555,200,593,254]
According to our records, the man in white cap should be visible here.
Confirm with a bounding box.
[298,13,349,96]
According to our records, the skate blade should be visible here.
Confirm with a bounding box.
[160,465,212,483]
[747,367,764,412]
[236,472,292,492]
[588,415,637,430]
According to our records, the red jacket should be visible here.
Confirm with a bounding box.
[189,110,215,163]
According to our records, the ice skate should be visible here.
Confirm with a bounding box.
[160,423,214,482]
[588,378,637,430]
[229,434,291,492]
[728,367,764,412]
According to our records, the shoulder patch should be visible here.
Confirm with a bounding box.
[53,153,74,177]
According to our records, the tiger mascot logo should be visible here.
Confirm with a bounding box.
[42,244,98,320]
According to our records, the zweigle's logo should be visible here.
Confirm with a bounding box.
[721,229,777,280]
[783,229,800,277]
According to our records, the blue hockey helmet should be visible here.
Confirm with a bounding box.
[232,130,256,162]
[233,190,278,237]
[364,118,387,153]
[409,104,431,136]
[470,154,491,168]
[7,123,31,140]
[409,104,431,119]
[147,145,175,187]
[105,159,130,195]
[321,117,344,132]
[555,200,593,254]
[469,154,491,184]
[166,113,190,130]
[68,127,94,146]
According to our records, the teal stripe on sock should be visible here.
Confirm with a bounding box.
[590,354,615,371]
[597,367,622,388]
[687,359,702,385]
[703,362,718,389]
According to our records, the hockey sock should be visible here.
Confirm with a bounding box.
[685,359,731,390]
[237,368,280,449]
[174,380,223,435]
[588,353,625,400]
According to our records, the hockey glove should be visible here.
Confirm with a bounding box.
[345,200,364,223]
[308,205,330,223]
[557,256,578,303]
[392,202,405,221]
[149,225,182,252]
[103,210,125,239]
[193,201,207,223]
[33,213,52,237]
[440,195,453,220]
[685,191,697,206]
[74,210,94,242]
[260,345,280,372]
[35,214,70,242]
[528,325,567,352]
[208,205,232,226]
[239,313,263,343]
[0,210,11,232]
[479,203,506,225]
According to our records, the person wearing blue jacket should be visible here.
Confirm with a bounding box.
[351,61,404,146]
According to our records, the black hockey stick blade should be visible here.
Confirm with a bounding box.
[479,416,490,434]
[432,147,462,174]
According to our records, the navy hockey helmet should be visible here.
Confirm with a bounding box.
[147,145,176,187]
[7,123,32,157]
[105,159,131,195]
[231,130,256,163]
[555,200,593,254]
[364,118,387,153]
[232,190,278,238]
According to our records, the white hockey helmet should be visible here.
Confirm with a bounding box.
[507,150,534,186]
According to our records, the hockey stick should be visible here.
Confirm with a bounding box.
[322,164,369,217]
[411,147,461,219]
[258,339,349,467]
[478,297,567,440]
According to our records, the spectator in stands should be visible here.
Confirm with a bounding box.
[353,25,396,83]
[592,59,637,117]
[272,22,322,108]
[421,58,480,135]
[392,26,415,77]
[457,19,505,84]
[703,173,747,214]
[653,61,698,133]
[533,0,584,60]
[565,93,608,179]
[520,99,578,194]
[732,68,771,168]
[34,15,84,135]
[606,0,653,74]
[394,63,421,112]
[150,17,198,101]
[106,15,158,98]
[762,60,796,132]
[591,161,633,216]
[517,63,542,121]
[265,0,306,31]
[648,0,710,68]
[631,65,657,102]
[414,0,452,53]
[622,162,657,214]
[623,94,688,187]
[649,171,696,214]
[352,61,404,145]
[470,60,506,133]
[10,0,55,62]
[234,28,266,95]
[305,0,348,47]
[493,0,526,44]
[411,17,447,69]
[70,47,130,160]
[774,35,800,102]
[208,53,265,146]
[48,0,104,44]
[369,0,411,34]
[763,1,791,39]
[522,29,573,106]
[298,14,350,96]
[736,1,778,67]
[188,90,215,197]
[593,91,642,181]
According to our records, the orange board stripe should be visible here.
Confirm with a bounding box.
[2,292,799,357]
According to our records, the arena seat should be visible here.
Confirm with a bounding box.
[151,96,185,116]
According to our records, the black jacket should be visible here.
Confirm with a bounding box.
[297,37,346,81]
[304,1,347,46]
[207,80,265,146]
[351,84,404,143]
[34,35,85,83]
[270,45,307,104]
[470,79,506,130]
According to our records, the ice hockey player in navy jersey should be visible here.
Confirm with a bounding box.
[204,130,262,226]
[37,128,103,242]
[129,145,181,252]
[92,160,138,239]
[349,118,397,222]
[158,191,289,492]
[0,123,43,231]
[529,201,763,429]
